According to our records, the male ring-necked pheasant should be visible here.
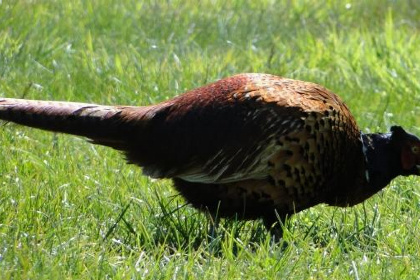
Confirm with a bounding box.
[1,73,419,235]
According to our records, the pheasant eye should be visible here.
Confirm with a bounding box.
[412,146,419,154]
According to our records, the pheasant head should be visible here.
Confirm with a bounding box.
[390,126,420,176]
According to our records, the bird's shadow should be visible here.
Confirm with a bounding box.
[101,192,381,258]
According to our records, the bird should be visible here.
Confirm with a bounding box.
[0,73,419,237]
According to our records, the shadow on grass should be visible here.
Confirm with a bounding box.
[101,190,383,258]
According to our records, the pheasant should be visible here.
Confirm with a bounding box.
[0,73,419,236]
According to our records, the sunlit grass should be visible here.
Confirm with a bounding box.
[0,0,419,279]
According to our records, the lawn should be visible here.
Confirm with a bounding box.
[0,0,419,279]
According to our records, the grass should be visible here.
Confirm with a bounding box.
[0,0,419,278]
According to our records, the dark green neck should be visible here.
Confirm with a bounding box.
[361,132,402,192]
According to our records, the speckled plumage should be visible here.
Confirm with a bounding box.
[1,73,419,235]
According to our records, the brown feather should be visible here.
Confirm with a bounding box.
[1,73,419,236]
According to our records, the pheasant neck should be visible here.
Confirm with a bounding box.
[360,131,370,183]
[361,132,401,192]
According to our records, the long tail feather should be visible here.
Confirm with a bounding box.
[0,98,149,149]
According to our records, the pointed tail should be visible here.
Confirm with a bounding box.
[0,98,151,150]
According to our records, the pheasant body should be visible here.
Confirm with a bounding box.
[1,73,419,234]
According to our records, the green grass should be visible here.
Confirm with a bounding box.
[1,0,419,278]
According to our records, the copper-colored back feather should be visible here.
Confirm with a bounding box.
[0,73,362,196]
